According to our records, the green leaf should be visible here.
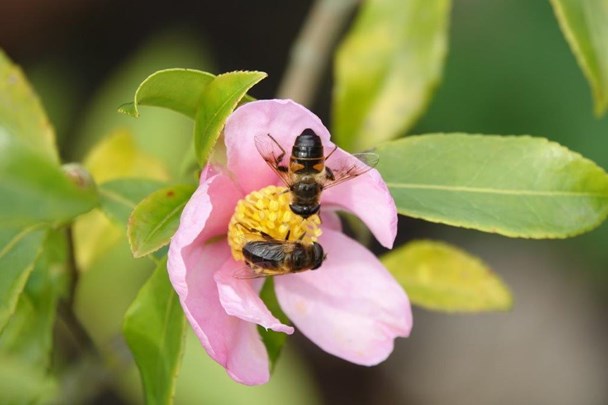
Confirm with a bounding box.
[377,134,608,238]
[118,68,215,119]
[194,71,267,165]
[550,0,608,116]
[0,354,57,404]
[99,178,166,226]
[340,212,372,247]
[123,257,186,405]
[0,130,99,228]
[128,184,196,257]
[0,229,68,368]
[74,31,214,181]
[333,0,451,151]
[84,129,169,183]
[0,227,45,332]
[382,240,512,312]
[258,278,290,372]
[0,50,58,162]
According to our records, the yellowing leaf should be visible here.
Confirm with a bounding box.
[333,0,451,151]
[73,211,123,271]
[84,129,168,183]
[0,355,56,404]
[77,130,169,270]
[383,240,512,312]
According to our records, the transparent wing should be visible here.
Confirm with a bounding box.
[254,133,292,186]
[232,262,293,279]
[232,264,271,279]
[322,152,379,189]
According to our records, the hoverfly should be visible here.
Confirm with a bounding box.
[233,223,326,279]
[255,128,379,218]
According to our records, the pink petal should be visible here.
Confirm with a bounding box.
[321,148,397,248]
[224,99,396,248]
[224,99,331,193]
[168,240,270,385]
[274,229,412,366]
[168,164,242,297]
[167,166,270,384]
[215,259,294,334]
[320,208,342,232]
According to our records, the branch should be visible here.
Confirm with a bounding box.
[277,0,359,106]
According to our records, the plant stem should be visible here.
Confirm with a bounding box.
[56,226,114,401]
[277,0,359,106]
[65,226,79,310]
[60,226,97,355]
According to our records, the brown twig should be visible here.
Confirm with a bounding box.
[277,0,359,106]
[60,226,98,355]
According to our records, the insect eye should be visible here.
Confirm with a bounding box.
[311,243,325,270]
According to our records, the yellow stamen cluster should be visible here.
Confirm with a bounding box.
[227,185,322,262]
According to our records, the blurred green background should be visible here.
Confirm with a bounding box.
[2,0,607,403]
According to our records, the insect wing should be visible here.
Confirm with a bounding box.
[232,264,270,279]
[254,133,292,186]
[323,152,379,189]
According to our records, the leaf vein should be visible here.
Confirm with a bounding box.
[386,183,608,197]
[100,188,138,209]
[142,200,188,244]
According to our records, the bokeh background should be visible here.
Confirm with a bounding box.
[2,0,607,403]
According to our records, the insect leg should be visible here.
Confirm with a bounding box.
[236,222,274,241]
[325,144,338,160]
[267,134,287,166]
[235,222,254,233]
[259,231,274,241]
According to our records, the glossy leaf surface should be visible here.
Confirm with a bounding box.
[377,134,608,238]
[75,33,212,181]
[128,184,196,257]
[118,68,215,119]
[193,71,266,165]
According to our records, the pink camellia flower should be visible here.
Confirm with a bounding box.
[168,99,412,385]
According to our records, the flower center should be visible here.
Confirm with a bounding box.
[227,185,322,262]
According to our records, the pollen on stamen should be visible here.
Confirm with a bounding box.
[227,185,322,262]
